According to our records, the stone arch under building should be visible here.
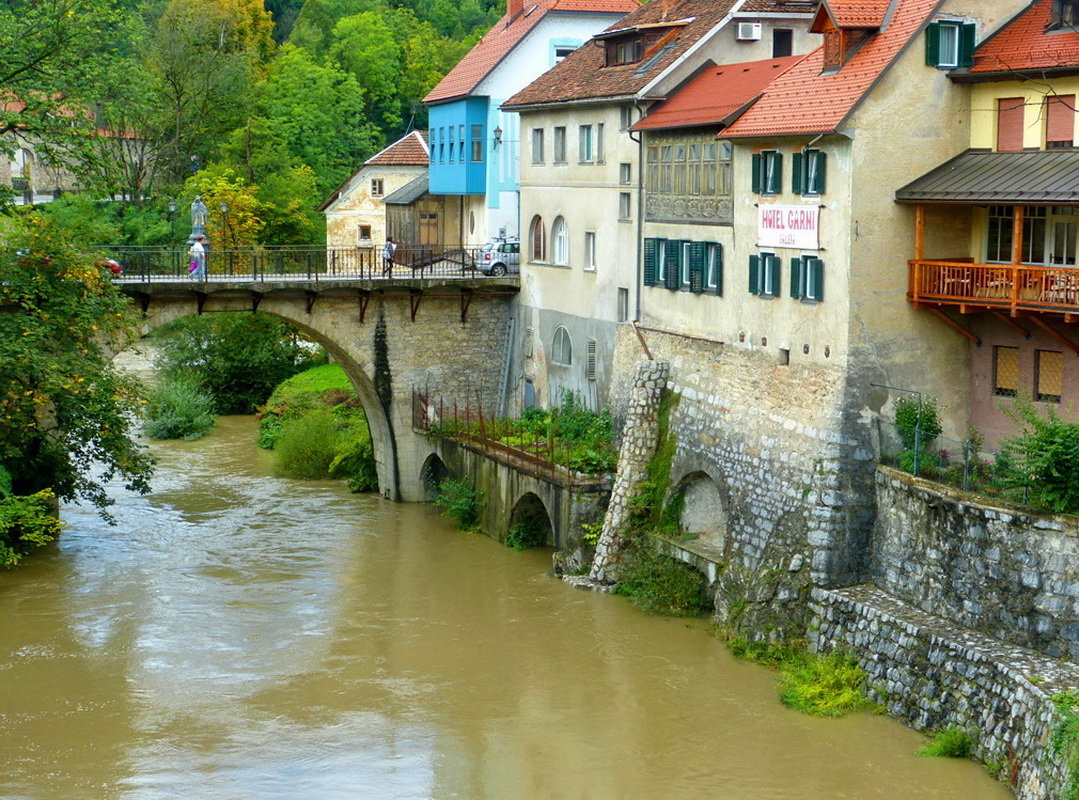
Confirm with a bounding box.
[671,470,728,550]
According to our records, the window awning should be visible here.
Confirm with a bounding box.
[896,149,1079,204]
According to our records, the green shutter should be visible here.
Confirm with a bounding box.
[752,153,762,193]
[792,152,804,195]
[790,257,803,299]
[713,243,724,296]
[768,153,783,194]
[960,22,976,68]
[925,21,941,66]
[749,254,760,295]
[689,241,705,294]
[810,257,825,301]
[664,239,680,290]
[643,238,657,286]
[814,151,827,195]
[767,255,782,297]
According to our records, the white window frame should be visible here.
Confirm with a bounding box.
[552,326,572,366]
[579,124,593,163]
[706,243,720,289]
[619,162,632,185]
[552,216,569,265]
[584,231,596,271]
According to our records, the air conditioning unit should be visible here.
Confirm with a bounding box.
[737,22,762,41]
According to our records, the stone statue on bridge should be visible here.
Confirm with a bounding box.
[188,195,208,246]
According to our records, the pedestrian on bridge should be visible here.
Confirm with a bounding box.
[383,237,396,276]
[188,235,206,281]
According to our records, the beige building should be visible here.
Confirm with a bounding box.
[502,0,818,408]
[321,131,430,248]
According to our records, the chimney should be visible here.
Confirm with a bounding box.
[508,0,523,21]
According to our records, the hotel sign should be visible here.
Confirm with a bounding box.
[757,205,820,250]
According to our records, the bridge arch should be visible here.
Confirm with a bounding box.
[419,453,451,502]
[671,470,728,550]
[508,491,554,548]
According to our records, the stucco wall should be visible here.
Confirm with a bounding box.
[325,165,426,249]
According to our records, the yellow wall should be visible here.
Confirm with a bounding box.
[970,77,1079,151]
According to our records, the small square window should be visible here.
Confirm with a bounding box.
[1036,349,1063,403]
[371,178,384,197]
[993,346,1020,397]
[753,151,782,195]
[620,106,633,131]
[619,163,632,185]
[358,225,372,242]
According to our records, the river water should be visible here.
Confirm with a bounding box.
[0,416,1010,800]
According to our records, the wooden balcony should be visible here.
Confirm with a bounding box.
[909,259,1079,321]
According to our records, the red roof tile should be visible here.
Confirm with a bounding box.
[815,0,892,29]
[630,55,803,130]
[503,0,746,108]
[966,0,1079,76]
[424,0,638,104]
[365,130,429,166]
[722,0,937,138]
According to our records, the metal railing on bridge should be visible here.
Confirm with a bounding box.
[106,245,493,282]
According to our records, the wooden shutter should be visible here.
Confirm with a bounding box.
[792,152,804,195]
[806,257,825,301]
[767,153,783,194]
[766,255,781,296]
[1047,95,1075,147]
[925,21,941,66]
[959,22,976,68]
[586,339,597,381]
[689,241,705,294]
[751,153,762,193]
[749,254,760,294]
[790,257,803,299]
[664,239,681,289]
[713,243,724,296]
[643,238,657,285]
[814,151,827,194]
[997,98,1025,152]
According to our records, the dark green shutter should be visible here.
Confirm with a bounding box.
[810,257,825,301]
[713,243,724,296]
[960,23,976,68]
[925,21,941,66]
[814,151,827,194]
[752,153,762,193]
[792,152,804,195]
[767,255,781,297]
[749,254,760,295]
[790,257,803,299]
[689,241,705,294]
[768,153,783,194]
[643,238,657,286]
[664,239,680,290]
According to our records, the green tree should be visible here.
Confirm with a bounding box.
[0,219,153,511]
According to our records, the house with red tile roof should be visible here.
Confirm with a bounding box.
[320,131,450,249]
[896,0,1079,446]
[422,0,637,247]
[500,0,817,407]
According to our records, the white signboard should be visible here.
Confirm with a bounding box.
[758,205,820,250]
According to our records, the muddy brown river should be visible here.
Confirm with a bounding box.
[0,416,1011,799]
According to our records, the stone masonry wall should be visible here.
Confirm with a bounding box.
[813,585,1078,800]
[873,466,1079,661]
[607,326,876,638]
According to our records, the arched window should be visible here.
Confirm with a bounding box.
[552,325,572,365]
[552,216,569,265]
[530,215,546,261]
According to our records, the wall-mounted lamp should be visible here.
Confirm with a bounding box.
[493,126,503,148]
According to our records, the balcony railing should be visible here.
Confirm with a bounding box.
[909,259,1079,317]
[106,245,494,283]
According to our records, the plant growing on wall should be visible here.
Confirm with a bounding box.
[435,478,482,531]
[894,395,943,476]
[998,399,1079,514]
[1052,691,1079,799]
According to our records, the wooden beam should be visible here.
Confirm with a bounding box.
[358,292,370,324]
[1012,205,1025,265]
[459,288,473,324]
[990,309,1030,339]
[914,204,925,261]
[1028,315,1079,354]
[928,307,981,345]
[409,290,422,322]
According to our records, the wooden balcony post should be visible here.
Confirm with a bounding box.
[914,204,925,261]
[1012,205,1024,265]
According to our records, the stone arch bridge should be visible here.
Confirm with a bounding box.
[119,273,519,501]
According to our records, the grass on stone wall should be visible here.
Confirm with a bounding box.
[916,726,976,759]
[1052,691,1079,800]
[728,637,882,718]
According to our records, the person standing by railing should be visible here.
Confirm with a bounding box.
[383,237,396,277]
[188,235,207,281]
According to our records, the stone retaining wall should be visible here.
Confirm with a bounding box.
[813,585,1078,800]
[873,467,1079,661]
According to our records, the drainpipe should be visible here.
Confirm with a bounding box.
[630,100,646,325]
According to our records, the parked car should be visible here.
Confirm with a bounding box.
[478,239,519,276]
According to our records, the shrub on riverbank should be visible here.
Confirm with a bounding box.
[0,469,63,567]
[258,363,354,449]
[435,478,482,530]
[274,409,338,479]
[917,726,975,758]
[142,377,216,440]
[727,638,881,718]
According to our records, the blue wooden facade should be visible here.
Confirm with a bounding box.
[428,98,489,196]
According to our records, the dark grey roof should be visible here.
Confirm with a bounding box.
[896,149,1079,204]
[382,175,429,205]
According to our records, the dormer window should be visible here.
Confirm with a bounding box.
[925,20,975,68]
[1051,0,1079,29]
[608,36,643,65]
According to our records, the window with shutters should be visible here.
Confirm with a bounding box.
[793,149,826,195]
[993,346,1020,397]
[1050,0,1079,29]
[552,326,572,366]
[749,252,781,297]
[997,97,1026,152]
[663,239,682,290]
[1036,349,1063,403]
[705,243,722,295]
[752,151,783,195]
[925,21,975,69]
[790,256,825,302]
[679,241,692,288]
[586,339,597,381]
[1046,95,1075,148]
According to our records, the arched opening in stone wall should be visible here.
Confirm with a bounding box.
[124,304,397,499]
[508,492,554,549]
[419,453,450,502]
[673,471,727,550]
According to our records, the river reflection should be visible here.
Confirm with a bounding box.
[0,417,1010,799]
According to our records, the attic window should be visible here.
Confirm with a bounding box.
[822,29,845,67]
[1051,0,1079,29]
[607,36,643,65]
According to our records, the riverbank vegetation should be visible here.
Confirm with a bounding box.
[258,364,377,491]
[0,466,64,567]
[142,378,216,441]
[1052,691,1079,799]
[434,477,483,531]
[916,726,975,759]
